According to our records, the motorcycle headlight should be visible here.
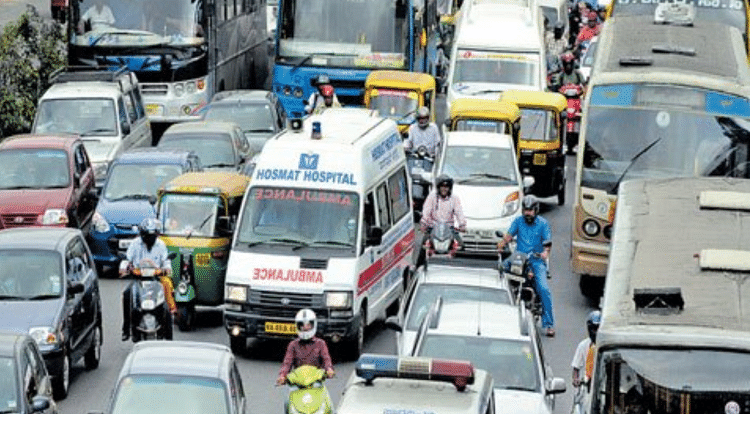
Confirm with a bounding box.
[226,284,247,302]
[177,282,189,295]
[434,239,452,252]
[502,191,520,217]
[42,209,68,225]
[156,288,165,305]
[29,326,61,346]
[92,211,110,233]
[325,292,352,309]
[510,261,524,276]
[141,299,156,311]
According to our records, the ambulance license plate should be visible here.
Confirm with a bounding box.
[265,322,297,335]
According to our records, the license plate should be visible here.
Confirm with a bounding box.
[265,322,297,335]
[145,103,162,116]
[119,239,134,249]
[533,153,547,166]
[195,253,210,266]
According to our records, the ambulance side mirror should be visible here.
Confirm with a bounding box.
[366,226,383,247]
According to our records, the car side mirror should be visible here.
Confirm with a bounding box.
[31,395,52,413]
[547,377,567,394]
[384,315,403,332]
[67,281,85,296]
[366,226,383,247]
[121,121,131,136]
[73,173,81,188]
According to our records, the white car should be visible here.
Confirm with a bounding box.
[578,36,598,82]
[434,131,533,255]
[386,262,513,356]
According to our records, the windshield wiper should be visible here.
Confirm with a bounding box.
[110,194,153,201]
[608,137,662,195]
[207,163,236,168]
[81,128,115,136]
[2,185,37,190]
[187,213,214,240]
[90,30,155,46]
[469,89,505,96]
[499,385,537,392]
[245,128,274,133]
[458,173,512,183]
[0,295,19,300]
[310,240,352,248]
[27,294,60,300]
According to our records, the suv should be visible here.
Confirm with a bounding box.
[88,148,202,274]
[0,134,97,232]
[0,228,103,400]
[386,262,513,356]
[32,66,153,187]
[158,121,251,172]
[412,300,566,413]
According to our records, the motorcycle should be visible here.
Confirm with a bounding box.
[174,252,196,332]
[501,250,543,321]
[424,222,460,259]
[560,83,584,155]
[281,365,334,414]
[406,145,435,222]
[120,253,176,342]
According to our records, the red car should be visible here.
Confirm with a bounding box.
[0,134,97,231]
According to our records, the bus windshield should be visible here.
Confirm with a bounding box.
[611,0,747,35]
[594,348,750,414]
[71,0,205,47]
[277,0,407,69]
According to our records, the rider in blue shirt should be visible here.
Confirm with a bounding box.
[497,195,555,336]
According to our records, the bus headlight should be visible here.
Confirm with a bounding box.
[283,86,292,96]
[174,83,185,97]
[293,87,303,98]
[226,284,247,302]
[582,219,601,237]
[185,82,196,94]
[326,292,352,309]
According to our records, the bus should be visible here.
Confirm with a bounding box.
[66,0,270,128]
[579,177,750,414]
[571,12,750,298]
[273,0,440,118]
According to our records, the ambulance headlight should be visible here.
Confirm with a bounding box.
[226,284,247,302]
[325,292,352,309]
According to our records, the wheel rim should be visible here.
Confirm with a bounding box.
[93,327,101,361]
[62,354,70,392]
[357,310,365,353]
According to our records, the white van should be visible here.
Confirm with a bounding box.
[32,67,152,187]
[446,3,546,106]
[224,108,415,358]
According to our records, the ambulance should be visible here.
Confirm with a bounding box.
[224,108,415,358]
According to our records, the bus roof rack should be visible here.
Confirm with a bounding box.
[618,57,653,66]
[651,44,696,57]
[653,1,695,26]
[633,287,684,314]
[50,65,130,85]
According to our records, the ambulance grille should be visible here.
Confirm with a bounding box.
[248,290,324,317]
[300,258,328,269]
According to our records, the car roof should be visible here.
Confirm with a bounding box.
[445,131,514,149]
[0,228,78,251]
[113,148,194,165]
[0,133,79,150]
[163,120,241,135]
[211,89,272,103]
[123,341,232,379]
[0,332,25,357]
[429,302,526,340]
[421,264,507,289]
[42,82,123,99]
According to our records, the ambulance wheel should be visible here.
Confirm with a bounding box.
[347,307,366,361]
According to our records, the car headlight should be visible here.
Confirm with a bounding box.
[42,209,68,225]
[185,81,196,94]
[502,191,520,217]
[93,162,109,180]
[92,211,110,233]
[326,292,352,309]
[226,284,247,302]
[29,326,61,346]
[174,83,185,97]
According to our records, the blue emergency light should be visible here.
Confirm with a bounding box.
[355,354,475,391]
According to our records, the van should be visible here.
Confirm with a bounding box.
[32,66,153,187]
[446,1,546,107]
[224,108,415,359]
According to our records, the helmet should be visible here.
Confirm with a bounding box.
[586,310,601,342]
[521,195,539,223]
[320,84,334,98]
[561,52,575,65]
[436,174,453,189]
[554,20,565,39]
[315,74,331,86]
[587,11,598,22]
[139,218,161,248]
[295,308,317,341]
[416,106,430,128]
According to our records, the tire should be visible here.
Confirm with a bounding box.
[177,305,194,332]
[52,351,70,400]
[347,307,366,361]
[230,336,246,355]
[165,312,174,340]
[566,132,579,155]
[557,178,566,206]
[84,325,102,370]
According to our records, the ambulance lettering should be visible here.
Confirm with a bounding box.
[252,267,324,283]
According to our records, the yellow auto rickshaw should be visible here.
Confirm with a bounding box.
[157,172,251,331]
[364,70,436,135]
[500,90,568,205]
[446,98,522,151]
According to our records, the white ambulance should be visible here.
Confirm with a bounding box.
[224,108,415,358]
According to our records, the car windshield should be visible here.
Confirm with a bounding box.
[237,187,359,253]
[159,134,236,168]
[582,40,597,67]
[205,103,276,133]
[419,334,541,392]
[34,99,117,136]
[0,357,17,414]
[0,149,70,190]
[159,194,221,238]
[406,284,511,330]
[104,164,182,201]
[111,375,229,414]
[454,119,506,133]
[0,250,63,300]
[368,90,419,120]
[453,50,539,87]
[441,145,518,185]
[519,108,558,141]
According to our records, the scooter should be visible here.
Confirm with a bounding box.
[501,250,543,322]
[174,252,196,332]
[121,258,175,342]
[424,222,460,259]
[282,365,334,414]
[560,83,584,155]
[406,146,435,221]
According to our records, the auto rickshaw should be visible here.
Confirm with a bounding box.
[156,172,251,331]
[446,98,522,152]
[500,89,568,205]
[364,70,436,135]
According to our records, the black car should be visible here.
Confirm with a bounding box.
[0,228,103,400]
[0,332,57,413]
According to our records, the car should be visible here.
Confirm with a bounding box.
[158,121,251,172]
[107,341,247,414]
[578,36,598,82]
[0,332,57,414]
[0,228,103,400]
[196,89,286,155]
[433,131,532,255]
[88,148,202,274]
[411,300,566,413]
[386,262,513,356]
[0,134,97,233]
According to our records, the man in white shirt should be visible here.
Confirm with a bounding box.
[79,0,115,32]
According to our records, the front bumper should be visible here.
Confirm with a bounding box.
[224,308,358,342]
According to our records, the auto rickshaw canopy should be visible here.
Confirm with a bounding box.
[499,90,567,113]
[365,70,436,93]
[448,98,521,127]
[160,172,250,199]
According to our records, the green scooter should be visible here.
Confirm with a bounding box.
[283,365,334,414]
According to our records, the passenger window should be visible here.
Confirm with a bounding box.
[132,88,146,120]
[117,97,130,134]
[362,192,377,252]
[124,93,137,123]
[67,238,92,284]
[20,352,36,403]
[375,183,391,231]
[388,168,410,222]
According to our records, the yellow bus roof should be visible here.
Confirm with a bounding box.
[499,90,567,112]
[160,172,250,197]
[365,71,436,91]
[449,98,521,122]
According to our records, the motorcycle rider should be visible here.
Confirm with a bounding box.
[276,309,335,386]
[550,52,586,93]
[420,174,467,245]
[404,106,441,158]
[575,11,601,48]
[120,218,175,341]
[572,310,601,388]
[497,195,555,336]
[305,74,341,115]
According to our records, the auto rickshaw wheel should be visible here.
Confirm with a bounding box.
[230,336,247,354]
[557,178,566,206]
[177,304,195,332]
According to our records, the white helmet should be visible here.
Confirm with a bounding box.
[295,308,317,340]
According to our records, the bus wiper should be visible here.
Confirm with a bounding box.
[207,163,236,168]
[608,137,662,195]
[90,30,154,46]
[458,173,512,183]
[0,295,19,300]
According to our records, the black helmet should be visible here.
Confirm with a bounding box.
[139,218,161,249]
[315,74,331,86]
[436,174,453,189]
[554,21,565,39]
[522,195,540,223]
[587,310,601,342]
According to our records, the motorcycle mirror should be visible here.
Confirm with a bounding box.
[523,175,535,190]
